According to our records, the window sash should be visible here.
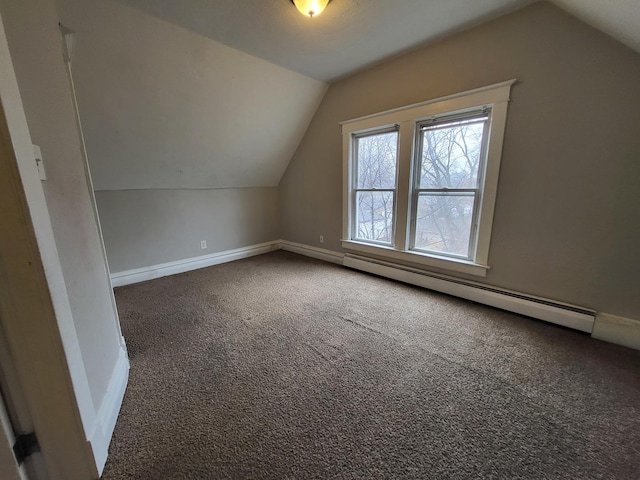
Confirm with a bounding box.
[410,191,479,259]
[419,112,489,132]
[351,127,399,246]
[352,189,396,245]
[409,110,491,260]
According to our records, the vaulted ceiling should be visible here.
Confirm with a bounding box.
[115,0,640,82]
[55,0,640,191]
[115,0,533,82]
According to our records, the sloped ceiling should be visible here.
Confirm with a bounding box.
[114,0,640,83]
[55,0,640,191]
[115,0,534,82]
[55,0,327,190]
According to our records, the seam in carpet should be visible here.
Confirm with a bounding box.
[336,314,577,434]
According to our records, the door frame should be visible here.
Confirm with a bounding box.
[0,11,99,480]
[0,388,26,480]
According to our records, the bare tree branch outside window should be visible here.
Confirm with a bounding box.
[414,118,486,256]
[354,131,398,244]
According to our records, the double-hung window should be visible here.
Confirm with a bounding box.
[353,128,399,245]
[411,112,489,259]
[342,81,514,277]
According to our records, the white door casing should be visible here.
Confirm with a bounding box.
[0,9,100,479]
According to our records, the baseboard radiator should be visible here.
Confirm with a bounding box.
[343,253,595,333]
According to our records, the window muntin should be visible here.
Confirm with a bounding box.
[411,112,490,259]
[352,129,398,245]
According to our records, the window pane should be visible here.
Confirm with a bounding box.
[356,131,398,189]
[420,119,486,189]
[414,194,475,256]
[355,191,394,244]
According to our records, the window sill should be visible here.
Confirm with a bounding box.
[341,240,489,277]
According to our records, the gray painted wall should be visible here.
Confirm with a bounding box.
[53,0,327,272]
[0,0,123,411]
[55,0,326,191]
[279,2,640,320]
[97,188,279,272]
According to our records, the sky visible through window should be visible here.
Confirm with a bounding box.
[415,119,486,256]
[353,117,487,257]
[355,131,397,243]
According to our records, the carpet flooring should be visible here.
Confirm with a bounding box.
[102,251,640,479]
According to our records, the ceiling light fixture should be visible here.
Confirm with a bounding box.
[290,0,332,18]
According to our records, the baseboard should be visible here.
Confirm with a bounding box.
[592,314,640,351]
[110,241,279,287]
[109,239,639,350]
[343,253,595,333]
[88,347,129,474]
[278,240,344,265]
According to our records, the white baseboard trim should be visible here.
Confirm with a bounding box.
[592,314,640,351]
[108,239,639,350]
[278,240,344,265]
[110,241,279,287]
[88,347,129,474]
[343,253,595,333]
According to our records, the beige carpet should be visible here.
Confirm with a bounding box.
[103,251,640,479]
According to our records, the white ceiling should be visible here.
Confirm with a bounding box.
[114,0,640,83]
[115,0,535,82]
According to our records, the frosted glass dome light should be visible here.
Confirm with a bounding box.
[291,0,332,18]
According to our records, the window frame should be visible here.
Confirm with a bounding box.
[341,80,515,277]
[409,111,491,261]
[351,126,400,246]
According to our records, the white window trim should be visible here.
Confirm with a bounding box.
[341,80,516,278]
[351,126,399,245]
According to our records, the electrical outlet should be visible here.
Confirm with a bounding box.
[200,240,207,250]
[319,235,324,244]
